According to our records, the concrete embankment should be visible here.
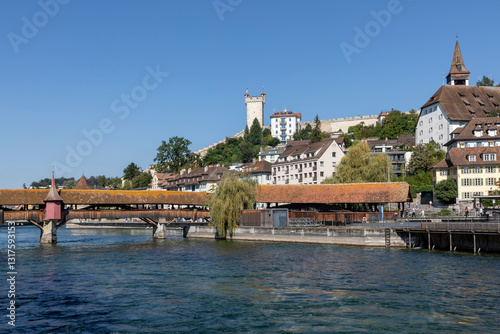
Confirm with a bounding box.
[185,226,407,247]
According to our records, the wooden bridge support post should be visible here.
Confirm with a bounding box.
[428,231,431,250]
[40,220,58,244]
[449,232,453,252]
[473,233,477,254]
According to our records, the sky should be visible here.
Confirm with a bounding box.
[1,0,500,189]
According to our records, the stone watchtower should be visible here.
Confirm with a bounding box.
[245,89,266,129]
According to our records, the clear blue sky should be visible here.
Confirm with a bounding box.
[1,0,499,188]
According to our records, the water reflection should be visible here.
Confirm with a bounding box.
[1,226,500,333]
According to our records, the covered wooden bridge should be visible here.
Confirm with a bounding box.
[0,182,412,243]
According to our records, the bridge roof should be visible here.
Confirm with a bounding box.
[256,182,412,204]
[0,182,411,206]
[0,189,208,206]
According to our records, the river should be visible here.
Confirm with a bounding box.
[1,226,500,333]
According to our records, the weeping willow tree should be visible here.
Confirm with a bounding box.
[322,142,391,184]
[208,173,257,238]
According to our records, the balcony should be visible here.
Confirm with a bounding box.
[285,179,289,184]
[285,169,289,174]
[313,166,317,171]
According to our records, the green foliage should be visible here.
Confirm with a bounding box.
[123,162,141,180]
[476,76,496,87]
[434,179,457,203]
[203,124,278,167]
[440,209,451,216]
[378,110,419,139]
[208,174,257,238]
[408,141,445,175]
[322,142,391,184]
[248,118,263,146]
[487,109,500,117]
[394,171,433,197]
[345,110,418,143]
[347,122,381,140]
[294,123,313,141]
[154,136,193,173]
[106,177,122,189]
[131,171,153,189]
[310,114,330,143]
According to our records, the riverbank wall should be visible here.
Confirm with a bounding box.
[185,226,407,247]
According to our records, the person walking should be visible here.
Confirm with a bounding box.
[465,207,469,217]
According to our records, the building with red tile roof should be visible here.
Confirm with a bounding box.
[432,146,500,205]
[416,40,500,148]
[272,138,345,185]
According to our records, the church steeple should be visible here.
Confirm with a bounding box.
[446,39,470,86]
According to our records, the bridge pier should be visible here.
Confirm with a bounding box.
[153,223,167,239]
[39,220,59,244]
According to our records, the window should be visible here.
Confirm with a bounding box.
[419,121,423,126]
[441,170,448,176]
[474,130,483,137]
[486,166,495,173]
[463,192,471,199]
[474,167,482,173]
[468,155,476,162]
[474,178,483,186]
[429,118,432,123]
[320,161,324,167]
[462,178,471,186]
[487,178,496,186]
[332,152,336,157]
[429,127,433,133]
[483,154,496,161]
[473,192,483,197]
[489,130,497,136]
[320,172,324,177]
[462,167,470,174]
[419,130,423,135]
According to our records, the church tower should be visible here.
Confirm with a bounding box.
[245,89,265,129]
[446,39,470,86]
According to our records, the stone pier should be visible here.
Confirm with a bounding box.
[39,220,59,244]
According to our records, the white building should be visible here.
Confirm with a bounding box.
[270,110,302,144]
[272,138,345,185]
[245,89,265,129]
[241,160,272,185]
[259,145,286,164]
[415,40,500,148]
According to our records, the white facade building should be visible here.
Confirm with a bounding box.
[415,40,500,148]
[270,110,302,144]
[272,138,345,185]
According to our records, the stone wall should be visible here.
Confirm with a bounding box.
[185,226,407,247]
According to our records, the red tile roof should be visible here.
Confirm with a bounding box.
[256,182,412,203]
[432,146,500,168]
[421,86,500,121]
[445,117,500,146]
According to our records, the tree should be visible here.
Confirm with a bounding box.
[248,118,263,146]
[476,76,495,87]
[378,110,419,139]
[407,141,445,175]
[154,136,192,173]
[132,171,153,189]
[294,123,312,141]
[322,142,391,184]
[208,174,257,238]
[435,179,457,203]
[97,175,107,188]
[310,115,330,143]
[123,162,141,180]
